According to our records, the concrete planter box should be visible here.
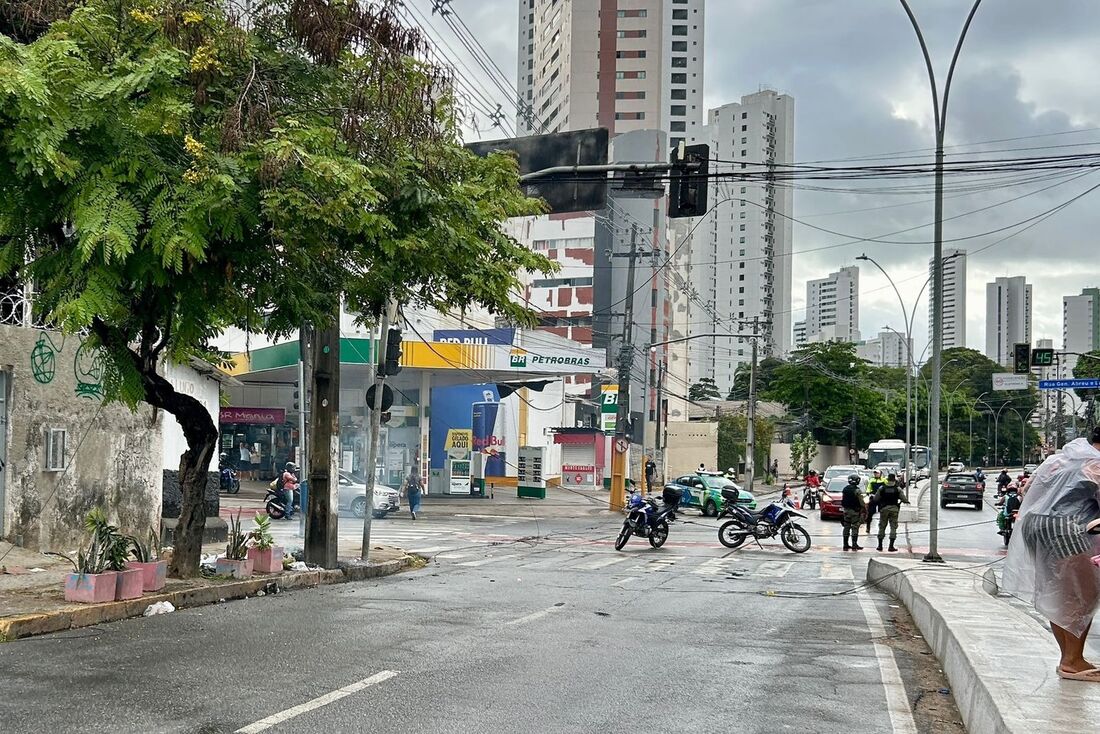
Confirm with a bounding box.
[64,571,118,604]
[129,560,167,591]
[115,568,145,600]
[247,547,284,574]
[215,558,253,579]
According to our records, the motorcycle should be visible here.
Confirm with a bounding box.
[615,487,681,551]
[220,466,241,494]
[799,483,817,510]
[718,500,812,553]
[265,481,302,520]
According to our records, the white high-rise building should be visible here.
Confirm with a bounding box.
[684,90,794,395]
[930,248,967,349]
[802,266,860,345]
[985,276,1032,367]
[1062,287,1100,380]
[856,330,911,368]
[517,0,704,146]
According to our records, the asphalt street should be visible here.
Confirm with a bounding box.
[0,506,975,733]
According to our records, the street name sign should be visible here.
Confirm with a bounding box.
[1038,378,1100,390]
[992,373,1028,391]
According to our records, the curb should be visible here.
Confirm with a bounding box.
[0,554,416,643]
[866,557,1090,734]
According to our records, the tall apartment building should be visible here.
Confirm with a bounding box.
[985,276,1032,367]
[516,0,705,147]
[1062,287,1100,379]
[795,266,860,347]
[930,248,967,349]
[856,329,911,368]
[683,91,795,394]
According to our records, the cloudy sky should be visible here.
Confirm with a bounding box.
[408,0,1100,357]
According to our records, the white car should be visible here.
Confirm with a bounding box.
[337,471,401,519]
[947,462,966,473]
[1024,463,1039,474]
[822,465,863,482]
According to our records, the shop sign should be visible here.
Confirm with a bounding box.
[220,407,286,425]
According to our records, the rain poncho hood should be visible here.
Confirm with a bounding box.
[1002,438,1100,636]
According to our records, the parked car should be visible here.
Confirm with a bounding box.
[946,461,966,473]
[666,474,757,517]
[1023,463,1039,474]
[876,461,908,487]
[819,476,855,521]
[940,472,984,510]
[337,471,401,519]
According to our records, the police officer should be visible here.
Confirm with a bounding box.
[876,472,908,552]
[841,473,866,551]
[865,469,886,533]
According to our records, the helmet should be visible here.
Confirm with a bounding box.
[728,467,735,473]
[285,462,298,471]
[848,473,860,485]
[873,469,882,476]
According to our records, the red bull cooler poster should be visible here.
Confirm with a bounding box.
[472,401,509,477]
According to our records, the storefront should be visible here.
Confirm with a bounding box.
[219,406,293,481]
[553,428,606,491]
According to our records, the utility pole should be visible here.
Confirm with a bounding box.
[361,300,393,559]
[655,360,665,479]
[745,317,759,494]
[609,224,639,511]
[306,320,339,569]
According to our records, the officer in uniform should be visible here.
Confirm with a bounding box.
[865,469,886,533]
[841,473,866,551]
[875,472,908,552]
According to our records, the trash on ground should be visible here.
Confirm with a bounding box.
[143,601,176,616]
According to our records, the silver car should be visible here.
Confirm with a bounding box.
[337,471,401,519]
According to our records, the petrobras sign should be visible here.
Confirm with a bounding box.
[433,328,515,346]
[504,347,605,373]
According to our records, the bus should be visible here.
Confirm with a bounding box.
[865,439,930,477]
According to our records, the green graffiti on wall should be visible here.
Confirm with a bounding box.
[30,331,64,384]
[73,341,106,400]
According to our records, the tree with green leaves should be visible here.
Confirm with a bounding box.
[716,413,774,477]
[688,377,722,402]
[789,432,817,477]
[0,0,550,576]
[726,356,784,400]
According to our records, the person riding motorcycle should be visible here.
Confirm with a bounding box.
[996,469,1012,493]
[996,483,1023,535]
[280,462,300,520]
[974,467,986,486]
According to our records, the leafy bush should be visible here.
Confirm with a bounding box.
[250,514,275,551]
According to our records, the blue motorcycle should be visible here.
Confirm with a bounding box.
[718,496,811,553]
[615,487,681,550]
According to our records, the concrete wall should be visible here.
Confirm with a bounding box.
[665,422,717,478]
[771,442,852,475]
[0,324,162,551]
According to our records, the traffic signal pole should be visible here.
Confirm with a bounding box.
[609,225,639,511]
[361,300,393,560]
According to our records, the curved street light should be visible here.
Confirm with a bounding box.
[899,0,984,562]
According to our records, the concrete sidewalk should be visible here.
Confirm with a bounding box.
[867,557,1100,734]
[0,540,416,642]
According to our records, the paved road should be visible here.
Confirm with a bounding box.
[0,510,971,733]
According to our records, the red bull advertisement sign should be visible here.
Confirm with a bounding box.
[472,401,509,477]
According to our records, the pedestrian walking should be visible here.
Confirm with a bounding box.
[404,468,423,521]
[840,474,865,551]
[875,473,908,552]
[1003,429,1100,681]
[770,459,779,480]
[644,456,657,494]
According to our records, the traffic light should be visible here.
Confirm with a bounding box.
[292,380,300,411]
[381,327,402,376]
[1031,348,1054,367]
[1013,343,1031,375]
[668,143,709,219]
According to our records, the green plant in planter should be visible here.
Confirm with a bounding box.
[225,512,251,561]
[129,527,162,563]
[47,508,128,574]
[250,514,275,551]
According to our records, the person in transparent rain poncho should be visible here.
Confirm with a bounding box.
[1003,428,1100,681]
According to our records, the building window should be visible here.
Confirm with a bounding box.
[617,29,647,38]
[741,149,747,156]
[670,121,686,132]
[616,91,646,99]
[670,105,686,116]
[671,73,687,84]
[741,186,746,193]
[739,212,746,219]
[742,112,748,119]
[672,24,688,35]
[672,41,687,52]
[739,262,745,268]
[616,50,647,58]
[671,88,687,100]
[673,9,688,19]
[739,224,746,231]
[617,8,647,17]
[615,111,646,120]
[671,56,688,68]
[615,70,646,79]
[741,137,747,144]
[739,275,745,281]
[739,287,745,293]
[45,427,67,471]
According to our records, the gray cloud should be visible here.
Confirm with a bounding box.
[421,0,1100,354]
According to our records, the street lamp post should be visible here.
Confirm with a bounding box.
[899,0,983,563]
[943,377,968,464]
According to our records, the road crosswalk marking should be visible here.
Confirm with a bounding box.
[570,555,632,571]
[751,561,794,577]
[457,554,518,567]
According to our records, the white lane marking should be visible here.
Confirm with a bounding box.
[691,558,728,576]
[434,552,471,560]
[505,604,564,626]
[820,560,855,580]
[408,545,448,553]
[572,555,631,570]
[751,561,794,578]
[457,554,517,567]
[856,592,918,734]
[612,576,639,587]
[453,514,523,520]
[235,670,397,733]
